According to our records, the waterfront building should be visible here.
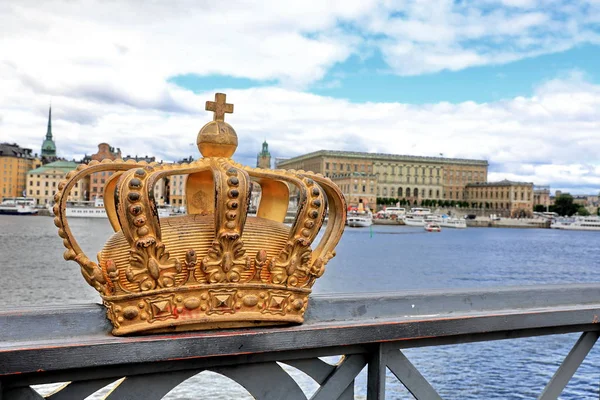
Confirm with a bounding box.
[41,107,58,164]
[256,140,271,169]
[84,143,122,200]
[465,180,534,217]
[0,143,41,198]
[331,172,377,208]
[26,160,87,206]
[169,156,194,209]
[533,185,551,209]
[276,150,488,207]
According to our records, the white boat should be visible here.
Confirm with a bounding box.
[65,199,174,219]
[439,217,467,229]
[403,214,425,226]
[65,198,107,218]
[347,211,373,227]
[425,223,441,232]
[0,197,38,215]
[403,212,439,227]
[409,207,431,216]
[551,216,600,231]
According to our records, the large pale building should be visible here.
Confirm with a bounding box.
[533,186,551,209]
[465,180,534,217]
[169,156,194,209]
[0,143,40,198]
[26,160,87,206]
[331,172,377,207]
[276,150,488,207]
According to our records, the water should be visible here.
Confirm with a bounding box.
[2,215,600,398]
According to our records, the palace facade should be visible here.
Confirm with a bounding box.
[276,150,488,208]
[465,180,534,217]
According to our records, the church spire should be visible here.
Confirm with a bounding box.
[46,106,52,140]
[41,105,57,161]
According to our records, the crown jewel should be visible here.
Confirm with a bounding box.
[54,93,346,335]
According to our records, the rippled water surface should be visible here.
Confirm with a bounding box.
[2,215,600,398]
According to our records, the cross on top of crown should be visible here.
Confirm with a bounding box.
[206,93,234,122]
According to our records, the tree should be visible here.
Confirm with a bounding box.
[533,204,546,213]
[553,194,580,216]
[577,206,590,216]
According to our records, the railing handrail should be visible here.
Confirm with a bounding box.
[2,283,600,380]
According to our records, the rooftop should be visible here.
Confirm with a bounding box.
[0,143,35,159]
[27,160,78,174]
[276,150,488,167]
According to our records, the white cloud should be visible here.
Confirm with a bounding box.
[368,0,600,75]
[0,1,599,194]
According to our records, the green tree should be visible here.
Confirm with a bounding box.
[553,194,580,216]
[533,204,546,213]
[577,206,590,216]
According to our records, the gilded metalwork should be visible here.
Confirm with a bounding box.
[54,93,346,335]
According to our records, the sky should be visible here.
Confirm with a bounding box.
[0,0,599,194]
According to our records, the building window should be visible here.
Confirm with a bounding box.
[362,185,366,192]
[325,163,329,170]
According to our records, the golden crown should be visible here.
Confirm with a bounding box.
[54,93,346,335]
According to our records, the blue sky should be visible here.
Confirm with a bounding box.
[1,0,599,193]
[172,44,600,104]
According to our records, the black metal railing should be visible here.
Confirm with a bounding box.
[2,284,600,399]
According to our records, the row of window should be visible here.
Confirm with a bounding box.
[339,184,374,194]
[469,190,531,201]
[378,187,442,199]
[28,189,79,196]
[325,163,372,173]
[381,176,442,185]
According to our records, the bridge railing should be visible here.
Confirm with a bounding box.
[1,284,600,399]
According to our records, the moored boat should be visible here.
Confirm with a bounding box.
[347,212,373,227]
[551,216,600,231]
[439,217,467,229]
[64,198,107,218]
[0,197,38,215]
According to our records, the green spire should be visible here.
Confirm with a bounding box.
[41,106,57,158]
[46,106,52,140]
[260,140,270,156]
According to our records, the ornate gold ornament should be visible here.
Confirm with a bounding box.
[54,93,346,335]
